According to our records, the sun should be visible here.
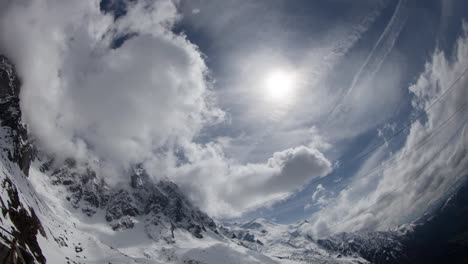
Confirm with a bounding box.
[263,69,296,102]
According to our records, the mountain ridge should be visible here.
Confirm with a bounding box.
[1,54,468,264]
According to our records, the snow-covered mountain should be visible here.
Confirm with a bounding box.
[221,218,370,263]
[1,54,467,263]
[0,54,364,264]
[39,157,217,240]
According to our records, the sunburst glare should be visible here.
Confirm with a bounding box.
[263,69,297,102]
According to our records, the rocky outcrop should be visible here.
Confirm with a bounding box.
[314,179,468,264]
[219,226,264,247]
[0,55,46,263]
[0,55,33,176]
[1,177,46,264]
[48,158,110,216]
[40,159,218,240]
[399,179,468,264]
[317,231,407,264]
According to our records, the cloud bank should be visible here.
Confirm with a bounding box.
[170,145,332,217]
[0,0,221,165]
[306,22,468,238]
[0,0,332,218]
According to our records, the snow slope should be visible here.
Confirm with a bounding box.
[1,54,363,264]
[3,53,466,264]
[222,219,368,264]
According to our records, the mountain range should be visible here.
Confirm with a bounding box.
[1,55,467,264]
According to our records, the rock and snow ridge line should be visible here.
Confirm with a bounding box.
[1,54,467,264]
[0,54,358,264]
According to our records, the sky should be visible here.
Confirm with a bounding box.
[0,0,467,238]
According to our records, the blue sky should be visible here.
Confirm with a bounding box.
[173,0,468,223]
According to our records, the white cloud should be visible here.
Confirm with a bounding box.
[0,0,333,218]
[304,184,331,210]
[169,144,332,218]
[307,22,468,238]
[0,0,222,168]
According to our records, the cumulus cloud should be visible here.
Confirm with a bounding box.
[0,0,333,217]
[169,144,332,217]
[307,22,468,238]
[0,0,222,167]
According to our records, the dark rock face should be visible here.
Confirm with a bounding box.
[400,178,468,264]
[0,55,46,263]
[317,231,407,264]
[0,56,33,176]
[49,160,109,213]
[118,170,217,239]
[149,179,217,235]
[219,226,263,247]
[1,175,46,264]
[316,178,468,264]
[105,189,139,230]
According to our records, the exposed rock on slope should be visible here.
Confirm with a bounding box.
[0,55,33,176]
[0,55,45,263]
[306,178,468,264]
[317,231,407,264]
[223,218,369,264]
[39,159,218,241]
